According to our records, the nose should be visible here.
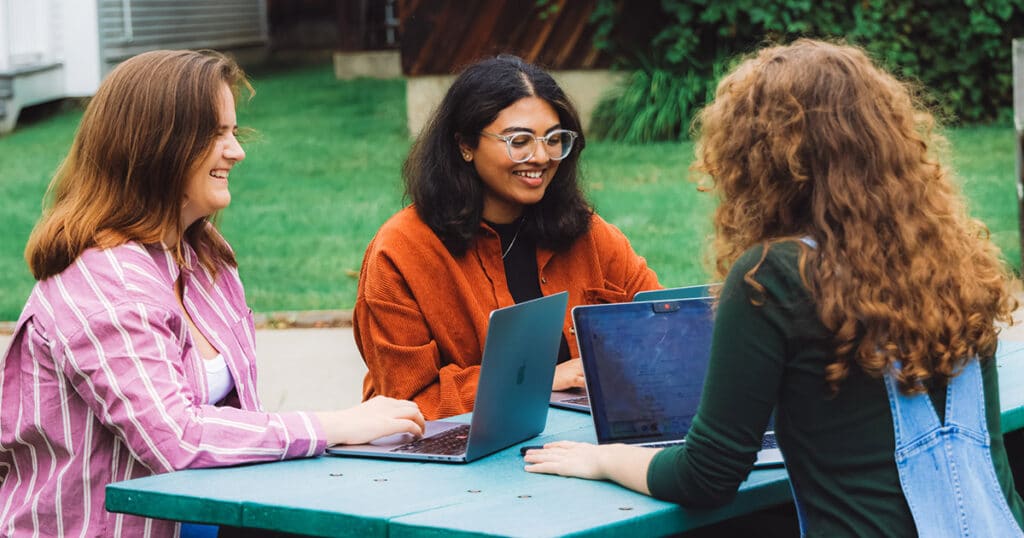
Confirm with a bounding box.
[225,135,245,163]
[527,140,550,165]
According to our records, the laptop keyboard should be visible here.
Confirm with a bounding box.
[390,424,471,455]
[564,396,589,406]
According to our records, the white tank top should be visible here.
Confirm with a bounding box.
[204,353,235,404]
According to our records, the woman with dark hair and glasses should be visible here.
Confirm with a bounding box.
[354,55,660,420]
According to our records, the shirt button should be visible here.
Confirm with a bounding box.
[541,277,548,284]
[570,327,576,334]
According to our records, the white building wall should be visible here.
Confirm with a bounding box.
[1,0,266,132]
[59,0,101,95]
[7,0,50,67]
[0,0,9,72]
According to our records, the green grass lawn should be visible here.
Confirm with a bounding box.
[0,64,1019,320]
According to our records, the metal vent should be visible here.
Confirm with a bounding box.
[98,0,268,63]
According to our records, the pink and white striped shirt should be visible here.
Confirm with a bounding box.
[0,241,326,537]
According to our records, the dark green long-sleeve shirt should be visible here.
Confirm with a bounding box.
[647,241,1024,537]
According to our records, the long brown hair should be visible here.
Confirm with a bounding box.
[26,49,249,280]
[695,39,1016,394]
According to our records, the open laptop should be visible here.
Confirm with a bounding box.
[632,283,718,302]
[328,291,568,463]
[572,297,784,467]
[549,284,719,414]
[550,387,590,412]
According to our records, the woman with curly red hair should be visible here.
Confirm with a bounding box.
[525,39,1024,536]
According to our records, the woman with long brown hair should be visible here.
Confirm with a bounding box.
[525,39,1024,536]
[0,50,423,537]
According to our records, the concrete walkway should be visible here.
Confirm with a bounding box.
[249,328,367,411]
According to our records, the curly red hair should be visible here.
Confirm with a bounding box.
[694,39,1016,395]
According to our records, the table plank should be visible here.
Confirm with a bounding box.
[242,416,787,538]
[241,412,596,536]
[386,450,790,538]
[104,480,244,528]
[106,410,592,537]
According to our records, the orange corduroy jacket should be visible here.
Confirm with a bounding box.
[353,206,661,419]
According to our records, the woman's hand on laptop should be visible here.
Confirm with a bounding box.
[316,396,425,446]
[523,441,657,495]
[552,358,587,391]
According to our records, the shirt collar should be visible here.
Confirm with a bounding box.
[477,220,557,268]
[150,240,200,283]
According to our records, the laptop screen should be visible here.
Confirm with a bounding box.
[573,299,715,445]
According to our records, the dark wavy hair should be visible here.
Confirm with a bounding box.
[695,39,1016,395]
[404,55,592,256]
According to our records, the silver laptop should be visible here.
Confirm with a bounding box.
[632,283,718,302]
[549,284,719,414]
[572,297,784,467]
[327,291,568,463]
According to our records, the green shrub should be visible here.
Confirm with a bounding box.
[591,68,709,142]
[586,0,1024,141]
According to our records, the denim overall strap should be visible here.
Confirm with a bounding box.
[798,236,818,249]
[883,361,943,442]
[884,360,1023,537]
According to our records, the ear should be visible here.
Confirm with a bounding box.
[455,134,473,162]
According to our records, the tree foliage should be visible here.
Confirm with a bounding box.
[587,0,1024,141]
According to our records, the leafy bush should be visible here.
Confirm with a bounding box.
[590,68,710,142]
[586,0,1024,141]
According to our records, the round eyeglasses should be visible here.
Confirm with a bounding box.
[479,129,578,163]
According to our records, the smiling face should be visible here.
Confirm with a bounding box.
[461,96,562,223]
[181,83,245,228]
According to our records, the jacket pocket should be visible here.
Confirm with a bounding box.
[583,281,630,304]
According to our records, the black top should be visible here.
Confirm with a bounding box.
[488,218,570,363]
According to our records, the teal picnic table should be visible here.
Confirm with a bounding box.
[106,341,1024,537]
